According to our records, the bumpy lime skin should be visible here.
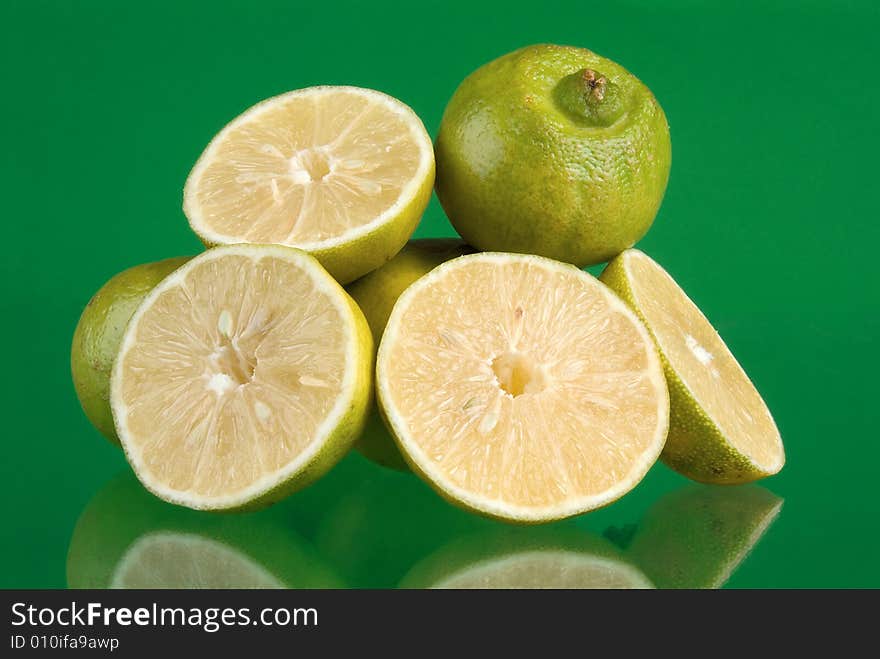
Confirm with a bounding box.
[435,44,671,267]
[71,257,191,445]
[347,238,474,470]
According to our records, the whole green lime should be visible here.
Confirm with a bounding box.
[71,257,190,444]
[435,44,671,266]
[347,238,473,469]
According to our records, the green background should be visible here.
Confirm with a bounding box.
[2,0,878,588]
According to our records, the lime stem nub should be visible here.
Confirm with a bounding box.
[582,69,607,102]
[553,68,626,128]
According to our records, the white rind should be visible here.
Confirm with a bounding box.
[183,85,434,250]
[110,244,361,510]
[376,252,670,522]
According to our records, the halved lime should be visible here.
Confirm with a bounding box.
[183,86,434,283]
[110,244,372,510]
[377,252,669,522]
[601,249,784,483]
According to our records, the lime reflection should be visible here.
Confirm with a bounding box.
[68,452,783,589]
[289,452,656,588]
[66,472,344,589]
[621,484,783,589]
[400,527,653,589]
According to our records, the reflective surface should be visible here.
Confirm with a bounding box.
[61,453,781,589]
[3,1,880,588]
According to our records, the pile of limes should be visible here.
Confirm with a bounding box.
[72,44,783,522]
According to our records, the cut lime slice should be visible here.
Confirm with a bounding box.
[377,252,668,522]
[601,249,784,483]
[183,86,434,283]
[110,244,372,510]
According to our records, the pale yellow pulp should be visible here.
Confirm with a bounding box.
[185,88,426,247]
[380,255,668,515]
[115,251,349,501]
